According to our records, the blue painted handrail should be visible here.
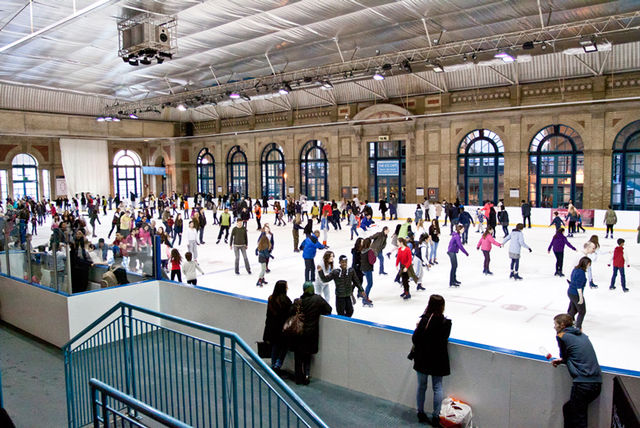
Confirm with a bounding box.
[90,378,191,428]
[64,301,328,428]
[0,366,4,408]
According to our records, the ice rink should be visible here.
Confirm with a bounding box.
[35,208,640,373]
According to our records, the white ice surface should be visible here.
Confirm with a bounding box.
[33,210,640,373]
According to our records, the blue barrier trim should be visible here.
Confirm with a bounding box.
[157,280,640,379]
[68,279,157,296]
[0,271,70,296]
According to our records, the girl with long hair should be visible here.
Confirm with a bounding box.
[476,227,501,275]
[568,257,591,330]
[314,251,334,302]
[412,294,451,426]
[428,219,440,265]
[263,280,292,373]
[257,233,272,287]
[170,248,182,282]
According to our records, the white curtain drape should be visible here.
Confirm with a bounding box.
[59,139,110,198]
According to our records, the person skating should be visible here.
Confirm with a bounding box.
[551,313,602,428]
[447,225,469,287]
[608,238,630,292]
[230,218,252,275]
[502,223,531,280]
[216,207,231,244]
[256,233,272,287]
[604,205,617,239]
[370,226,390,275]
[521,200,531,228]
[359,238,375,307]
[567,257,591,330]
[396,238,413,299]
[547,227,577,277]
[582,235,600,288]
[314,251,334,302]
[300,230,325,282]
[477,228,501,275]
[428,219,440,265]
[317,254,365,317]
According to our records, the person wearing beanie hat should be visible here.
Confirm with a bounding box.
[291,280,332,385]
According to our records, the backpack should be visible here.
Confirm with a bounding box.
[367,249,377,265]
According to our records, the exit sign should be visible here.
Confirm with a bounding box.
[378,135,389,141]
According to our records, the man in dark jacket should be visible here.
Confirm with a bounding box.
[379,199,388,220]
[317,255,364,317]
[457,207,474,244]
[521,200,532,228]
[551,313,602,428]
[230,218,251,275]
[292,281,332,385]
[369,227,389,275]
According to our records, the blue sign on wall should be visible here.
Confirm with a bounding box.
[142,166,166,176]
[376,160,400,176]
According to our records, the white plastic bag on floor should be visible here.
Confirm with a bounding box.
[439,397,473,428]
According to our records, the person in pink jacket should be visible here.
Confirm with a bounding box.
[477,227,502,275]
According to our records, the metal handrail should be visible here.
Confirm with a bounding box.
[65,301,328,428]
[90,378,191,428]
[0,366,4,408]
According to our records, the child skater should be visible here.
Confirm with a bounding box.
[397,238,413,300]
[477,227,501,275]
[567,257,592,330]
[502,223,532,280]
[315,251,334,302]
[170,248,182,282]
[549,211,565,231]
[256,233,272,287]
[183,252,204,286]
[476,208,485,233]
[349,210,359,240]
[547,228,577,277]
[582,235,600,288]
[609,238,630,292]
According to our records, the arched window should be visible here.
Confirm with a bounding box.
[197,148,216,194]
[457,130,504,205]
[612,120,640,210]
[261,143,285,199]
[113,150,142,199]
[528,125,584,208]
[226,145,248,196]
[300,140,328,200]
[12,153,38,200]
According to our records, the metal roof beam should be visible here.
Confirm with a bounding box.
[487,66,515,85]
[352,81,386,100]
[410,73,445,93]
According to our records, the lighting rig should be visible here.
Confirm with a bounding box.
[117,13,177,66]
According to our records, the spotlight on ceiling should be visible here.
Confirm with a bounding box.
[229,91,241,99]
[462,54,468,62]
[177,104,187,111]
[432,62,444,73]
[122,56,130,63]
[129,113,139,119]
[156,56,164,64]
[279,83,292,95]
[494,50,515,63]
[580,36,598,53]
[401,59,412,73]
[158,52,173,60]
[320,80,334,90]
[522,41,535,50]
[96,117,105,122]
[140,57,152,65]
[112,117,121,122]
[128,58,139,66]
[240,93,251,101]
[373,70,385,80]
[471,52,478,64]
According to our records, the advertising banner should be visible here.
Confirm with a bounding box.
[551,208,595,228]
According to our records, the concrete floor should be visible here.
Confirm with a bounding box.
[0,322,424,428]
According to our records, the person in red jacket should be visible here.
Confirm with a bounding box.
[397,238,413,300]
[609,238,630,292]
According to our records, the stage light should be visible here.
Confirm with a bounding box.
[140,57,152,65]
[112,117,121,122]
[129,113,139,119]
[279,83,292,95]
[495,50,515,63]
[320,80,333,90]
[581,37,597,53]
[240,93,251,101]
[432,62,444,73]
[522,41,534,50]
[401,59,412,73]
[373,71,385,80]
[229,91,241,99]
[128,58,139,66]
[177,104,187,111]
[96,117,105,122]
[156,56,164,64]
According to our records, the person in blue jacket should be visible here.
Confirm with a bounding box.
[300,230,325,282]
[457,207,474,244]
[567,257,591,330]
[550,211,565,231]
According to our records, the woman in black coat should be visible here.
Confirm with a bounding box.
[412,294,451,426]
[291,281,332,384]
[263,280,292,372]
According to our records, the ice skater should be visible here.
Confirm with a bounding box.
[604,205,617,239]
[447,225,469,287]
[502,223,531,280]
[397,238,414,299]
[550,211,565,231]
[315,251,334,302]
[609,238,630,292]
[477,228,501,275]
[317,255,365,318]
[428,219,440,265]
[359,238,375,306]
[547,228,577,277]
[567,257,591,330]
[581,235,600,288]
[300,230,325,282]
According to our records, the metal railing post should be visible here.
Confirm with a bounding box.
[64,350,76,428]
[5,228,10,277]
[26,239,32,282]
[221,337,228,428]
[153,234,162,280]
[231,340,239,428]
[65,226,72,294]
[52,243,59,292]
